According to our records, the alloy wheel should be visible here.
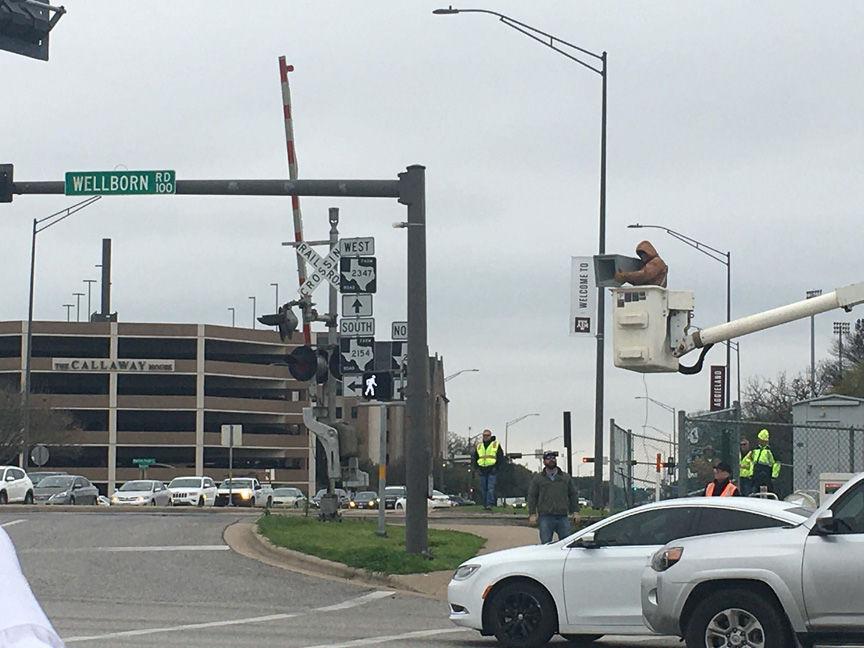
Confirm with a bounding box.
[496,590,544,641]
[705,607,766,648]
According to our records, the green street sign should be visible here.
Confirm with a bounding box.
[65,170,175,196]
[132,458,156,467]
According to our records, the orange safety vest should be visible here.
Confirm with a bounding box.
[706,481,739,497]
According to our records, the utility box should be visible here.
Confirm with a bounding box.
[613,286,694,373]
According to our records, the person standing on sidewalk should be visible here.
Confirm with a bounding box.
[472,429,504,510]
[528,451,581,544]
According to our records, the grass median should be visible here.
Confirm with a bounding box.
[257,515,486,575]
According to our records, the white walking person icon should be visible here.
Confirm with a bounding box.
[364,374,377,397]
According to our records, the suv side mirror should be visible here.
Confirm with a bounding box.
[815,510,836,535]
[571,531,598,548]
[5,475,15,482]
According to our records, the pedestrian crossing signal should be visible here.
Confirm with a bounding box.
[361,372,393,401]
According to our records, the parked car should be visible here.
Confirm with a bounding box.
[0,466,34,504]
[348,491,379,510]
[383,485,406,510]
[271,487,307,508]
[447,497,813,648]
[394,495,434,512]
[96,495,111,507]
[642,473,864,648]
[168,476,217,507]
[214,478,273,508]
[311,488,349,508]
[430,490,455,509]
[26,471,67,487]
[111,480,172,506]
[34,475,98,505]
[449,495,473,507]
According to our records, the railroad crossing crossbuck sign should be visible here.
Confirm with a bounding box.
[295,241,341,296]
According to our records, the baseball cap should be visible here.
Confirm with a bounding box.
[714,461,732,473]
[542,451,558,460]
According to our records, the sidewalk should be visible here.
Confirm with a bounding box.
[224,519,540,601]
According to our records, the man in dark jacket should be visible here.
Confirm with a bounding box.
[528,451,580,543]
[614,240,668,287]
[471,429,505,510]
[703,461,741,497]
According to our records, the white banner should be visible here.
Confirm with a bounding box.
[570,257,596,337]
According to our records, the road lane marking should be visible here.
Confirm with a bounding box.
[63,612,302,643]
[298,627,472,648]
[21,545,230,553]
[314,590,394,611]
[64,589,396,643]
[0,519,26,528]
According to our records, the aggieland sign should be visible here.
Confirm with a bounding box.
[51,359,176,372]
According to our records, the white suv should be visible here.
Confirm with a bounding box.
[168,476,217,507]
[0,466,34,504]
[642,472,864,648]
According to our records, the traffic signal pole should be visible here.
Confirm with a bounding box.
[8,167,431,555]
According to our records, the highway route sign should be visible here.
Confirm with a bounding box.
[65,170,175,196]
[339,237,375,257]
[342,294,373,317]
[340,336,375,375]
[391,321,407,341]
[296,242,341,296]
[340,257,377,294]
[340,317,375,337]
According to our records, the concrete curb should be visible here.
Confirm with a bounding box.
[223,520,450,598]
[2,504,261,514]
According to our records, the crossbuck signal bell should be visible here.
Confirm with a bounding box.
[258,303,299,342]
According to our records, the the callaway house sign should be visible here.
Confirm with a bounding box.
[52,358,176,372]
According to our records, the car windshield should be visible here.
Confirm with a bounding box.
[274,488,299,496]
[169,478,202,488]
[38,476,73,489]
[28,473,62,485]
[355,492,377,500]
[221,480,253,489]
[384,487,405,496]
[119,481,153,492]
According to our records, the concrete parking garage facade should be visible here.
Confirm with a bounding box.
[0,320,313,495]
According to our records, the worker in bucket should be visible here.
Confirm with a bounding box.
[614,241,668,287]
[0,526,65,647]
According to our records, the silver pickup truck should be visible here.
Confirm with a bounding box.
[642,472,864,648]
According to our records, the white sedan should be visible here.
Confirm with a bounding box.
[447,497,812,647]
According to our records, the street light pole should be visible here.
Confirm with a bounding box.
[807,289,823,396]
[228,307,236,327]
[20,196,101,468]
[270,282,279,310]
[433,4,609,508]
[83,279,97,322]
[444,368,479,383]
[834,321,850,374]
[504,412,540,455]
[248,296,256,329]
[72,292,85,322]
[628,223,732,407]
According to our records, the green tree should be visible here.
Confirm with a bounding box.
[0,386,78,465]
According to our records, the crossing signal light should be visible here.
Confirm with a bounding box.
[360,371,393,401]
[285,345,330,383]
[258,303,299,342]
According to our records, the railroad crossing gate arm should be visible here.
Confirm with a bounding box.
[675,281,864,357]
[302,407,342,480]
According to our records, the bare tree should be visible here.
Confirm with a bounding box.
[0,386,79,465]
[742,371,813,424]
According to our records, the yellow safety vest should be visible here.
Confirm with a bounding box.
[476,440,499,468]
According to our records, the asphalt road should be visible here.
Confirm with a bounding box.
[0,509,679,648]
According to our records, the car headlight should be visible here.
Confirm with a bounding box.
[134,496,147,502]
[238,489,252,499]
[651,546,684,572]
[110,495,119,503]
[453,564,481,581]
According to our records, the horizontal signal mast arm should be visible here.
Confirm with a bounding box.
[675,282,864,357]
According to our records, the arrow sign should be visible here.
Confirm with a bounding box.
[297,242,341,296]
[343,377,364,398]
[340,257,377,294]
[342,294,372,317]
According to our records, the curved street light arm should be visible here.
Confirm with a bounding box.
[628,222,728,265]
[35,195,101,233]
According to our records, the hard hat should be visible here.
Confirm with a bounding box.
[758,429,770,441]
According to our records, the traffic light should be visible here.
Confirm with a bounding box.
[582,457,595,463]
[0,164,12,203]
[258,303,299,342]
[360,371,393,401]
[284,345,330,383]
[0,0,65,61]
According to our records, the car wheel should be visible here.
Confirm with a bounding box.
[560,634,602,646]
[684,588,790,648]
[24,491,34,505]
[198,496,205,507]
[488,581,557,648]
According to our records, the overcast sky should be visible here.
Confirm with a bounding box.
[3,1,863,480]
